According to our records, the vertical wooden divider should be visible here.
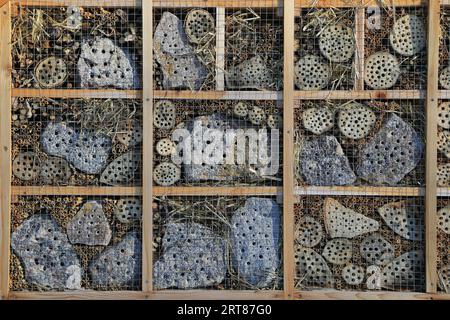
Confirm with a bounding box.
[142,0,153,294]
[0,1,11,300]
[354,7,365,91]
[283,0,295,300]
[216,7,225,91]
[425,0,440,294]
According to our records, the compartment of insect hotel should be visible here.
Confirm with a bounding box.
[224,8,283,91]
[294,6,357,91]
[10,195,142,291]
[11,4,142,89]
[152,99,282,187]
[364,5,427,90]
[436,198,450,293]
[152,196,282,290]
[294,195,425,292]
[294,100,425,188]
[153,6,217,91]
[11,98,142,187]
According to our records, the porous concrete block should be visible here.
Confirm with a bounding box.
[153,222,226,290]
[299,135,356,186]
[12,214,82,290]
[295,246,334,287]
[231,198,281,288]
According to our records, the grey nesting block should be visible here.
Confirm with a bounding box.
[41,122,77,158]
[11,214,82,290]
[89,233,142,288]
[357,114,424,185]
[299,135,356,186]
[231,198,281,288]
[153,222,227,289]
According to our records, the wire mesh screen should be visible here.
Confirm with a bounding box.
[152,196,283,291]
[151,1,284,291]
[12,2,142,90]
[10,195,142,291]
[9,1,144,293]
[292,2,428,294]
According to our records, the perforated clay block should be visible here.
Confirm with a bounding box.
[364,52,400,89]
[378,201,424,241]
[78,37,135,89]
[184,9,215,44]
[116,119,142,147]
[338,103,376,140]
[248,106,266,126]
[154,12,207,90]
[302,107,334,135]
[438,265,450,292]
[156,138,176,156]
[324,198,379,238]
[438,102,450,129]
[226,56,274,90]
[438,130,450,158]
[154,100,176,130]
[67,130,112,175]
[267,114,282,129]
[89,232,142,288]
[294,216,323,248]
[439,66,450,90]
[153,162,181,186]
[100,151,140,186]
[342,264,365,286]
[437,206,450,235]
[13,152,41,181]
[438,164,450,187]
[360,234,394,266]
[153,222,226,289]
[114,198,142,224]
[40,157,72,185]
[378,251,424,290]
[299,135,356,186]
[231,198,281,288]
[389,15,426,57]
[66,201,112,246]
[295,246,334,288]
[12,214,82,290]
[34,57,68,88]
[233,102,249,118]
[322,238,352,265]
[41,122,77,158]
[357,114,424,185]
[295,54,331,90]
[67,6,82,29]
[319,24,355,63]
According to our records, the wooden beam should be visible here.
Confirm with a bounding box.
[0,0,11,300]
[142,0,153,293]
[215,7,226,91]
[153,186,282,197]
[294,90,425,100]
[354,8,365,91]
[12,0,141,7]
[425,0,440,294]
[154,90,282,101]
[11,186,142,197]
[283,0,295,301]
[294,290,450,300]
[11,88,141,99]
[295,186,425,198]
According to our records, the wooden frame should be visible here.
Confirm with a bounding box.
[0,0,449,300]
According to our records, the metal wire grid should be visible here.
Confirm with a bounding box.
[152,196,283,291]
[11,1,143,89]
[11,97,143,187]
[10,195,143,291]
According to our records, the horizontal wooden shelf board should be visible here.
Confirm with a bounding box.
[8,290,283,300]
[437,188,450,197]
[294,290,450,300]
[11,186,142,197]
[11,88,142,99]
[154,90,283,101]
[295,186,425,197]
[10,0,427,8]
[294,90,425,101]
[153,186,282,197]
